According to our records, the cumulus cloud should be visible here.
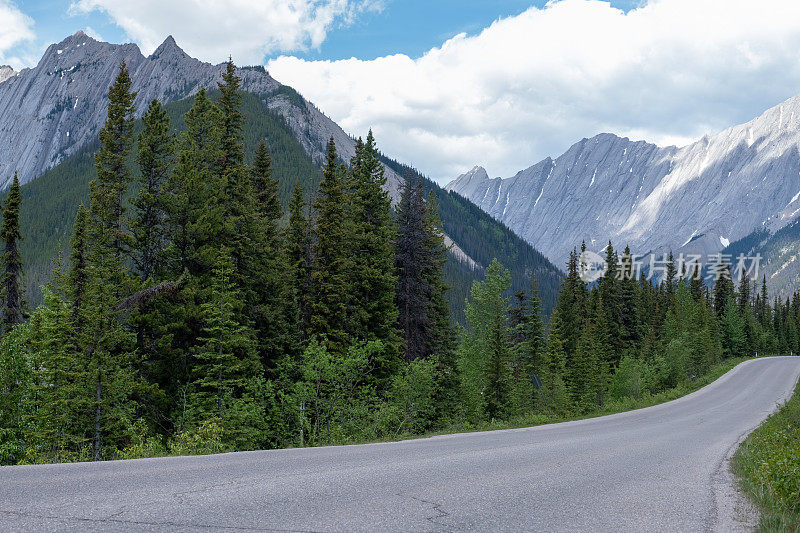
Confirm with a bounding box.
[69,0,384,64]
[0,0,35,69]
[268,0,800,182]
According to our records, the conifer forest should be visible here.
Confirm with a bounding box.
[0,62,794,465]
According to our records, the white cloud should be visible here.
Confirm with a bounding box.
[268,0,800,183]
[69,0,384,65]
[0,0,35,69]
[82,26,105,42]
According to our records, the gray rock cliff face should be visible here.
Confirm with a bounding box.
[0,32,402,198]
[447,96,800,274]
[0,66,15,85]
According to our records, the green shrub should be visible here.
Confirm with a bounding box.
[168,419,225,456]
[119,419,166,460]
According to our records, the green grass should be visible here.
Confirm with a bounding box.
[733,375,800,532]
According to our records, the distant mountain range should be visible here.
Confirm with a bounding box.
[0,32,563,316]
[447,95,800,296]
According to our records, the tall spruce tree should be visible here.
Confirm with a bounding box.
[713,256,735,317]
[347,131,400,389]
[285,181,312,342]
[253,141,281,222]
[395,178,435,361]
[163,88,224,276]
[132,99,174,281]
[84,61,139,460]
[28,259,86,461]
[68,205,90,335]
[191,249,260,432]
[91,61,136,263]
[310,138,350,353]
[424,191,457,360]
[1,172,23,330]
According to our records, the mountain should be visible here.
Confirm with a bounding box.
[0,31,401,197]
[0,66,15,84]
[447,96,800,291]
[1,33,562,317]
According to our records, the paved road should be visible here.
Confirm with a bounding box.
[2,357,799,532]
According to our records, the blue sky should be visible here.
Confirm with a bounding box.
[3,0,800,183]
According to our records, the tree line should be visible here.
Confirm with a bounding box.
[0,62,792,464]
[460,244,797,420]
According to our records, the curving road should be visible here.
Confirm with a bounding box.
[2,356,799,532]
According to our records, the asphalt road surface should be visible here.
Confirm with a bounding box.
[2,356,799,532]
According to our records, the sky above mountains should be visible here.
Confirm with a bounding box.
[3,0,800,183]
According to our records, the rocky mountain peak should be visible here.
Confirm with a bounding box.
[150,35,188,62]
[0,32,403,200]
[447,165,491,192]
[0,66,15,84]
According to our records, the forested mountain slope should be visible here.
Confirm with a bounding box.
[1,32,562,317]
[15,90,562,318]
[382,158,561,318]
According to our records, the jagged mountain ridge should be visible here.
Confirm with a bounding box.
[0,31,401,198]
[447,95,800,278]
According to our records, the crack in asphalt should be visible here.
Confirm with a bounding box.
[405,494,455,531]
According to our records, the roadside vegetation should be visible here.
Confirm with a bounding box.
[734,378,800,532]
[0,61,795,465]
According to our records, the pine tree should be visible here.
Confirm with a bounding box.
[90,61,136,263]
[618,245,640,357]
[285,181,313,342]
[458,259,512,421]
[738,268,751,315]
[424,190,457,360]
[1,172,23,331]
[252,141,281,222]
[163,87,225,276]
[347,130,400,389]
[664,251,678,298]
[68,205,90,335]
[720,297,746,358]
[713,257,735,317]
[395,178,437,361]
[132,99,174,281]
[758,275,770,328]
[82,249,138,461]
[84,61,139,460]
[218,59,245,172]
[191,249,260,430]
[571,295,610,412]
[542,314,570,415]
[246,138,292,373]
[550,248,587,383]
[598,241,622,366]
[28,258,87,461]
[423,190,458,419]
[689,263,705,302]
[310,138,350,353]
